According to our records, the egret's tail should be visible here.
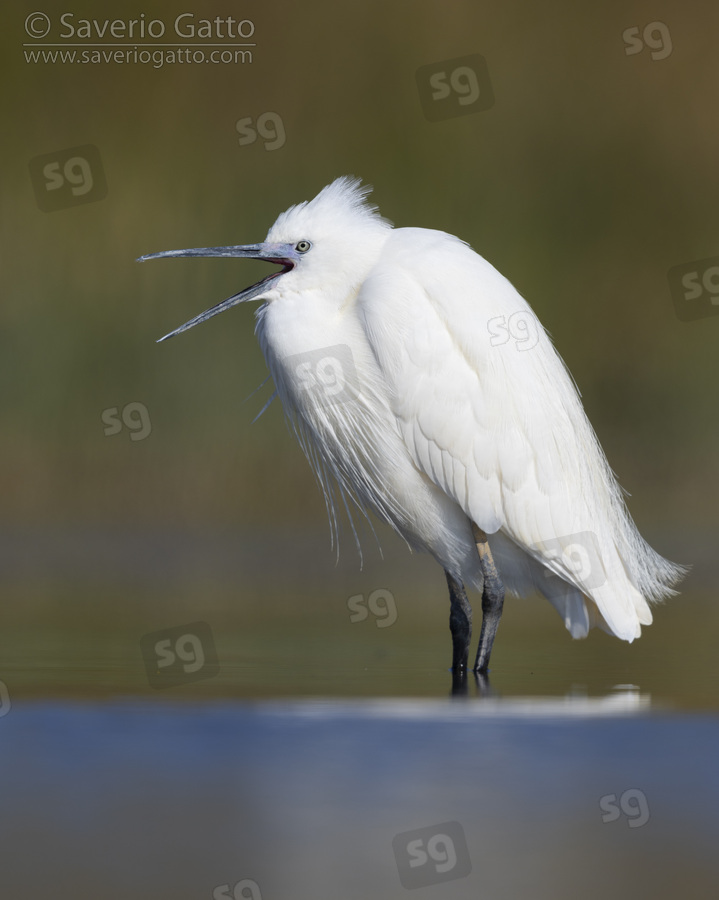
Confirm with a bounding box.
[486,528,687,641]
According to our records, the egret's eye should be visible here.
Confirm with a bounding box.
[295,240,312,254]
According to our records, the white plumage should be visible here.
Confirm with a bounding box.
[141,176,686,669]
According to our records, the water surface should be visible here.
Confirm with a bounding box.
[0,527,716,899]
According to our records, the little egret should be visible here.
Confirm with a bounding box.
[139,177,685,673]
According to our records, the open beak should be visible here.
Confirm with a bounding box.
[137,242,299,342]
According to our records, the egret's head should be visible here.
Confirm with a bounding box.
[138,176,392,342]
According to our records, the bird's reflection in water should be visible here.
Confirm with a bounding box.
[447,675,650,717]
[450,669,493,698]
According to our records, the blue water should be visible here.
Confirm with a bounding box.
[1,698,717,899]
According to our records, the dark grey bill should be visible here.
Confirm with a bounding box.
[137,243,300,342]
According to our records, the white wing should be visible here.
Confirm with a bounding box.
[359,228,683,640]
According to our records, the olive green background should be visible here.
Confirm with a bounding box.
[2,0,718,704]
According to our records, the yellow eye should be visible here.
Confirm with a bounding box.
[295,240,312,253]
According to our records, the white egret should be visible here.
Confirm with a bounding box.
[139,177,685,673]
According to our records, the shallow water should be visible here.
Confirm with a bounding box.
[0,527,716,898]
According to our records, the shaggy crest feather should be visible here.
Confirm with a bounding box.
[268,176,392,243]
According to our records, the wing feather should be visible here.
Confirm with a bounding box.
[359,228,685,640]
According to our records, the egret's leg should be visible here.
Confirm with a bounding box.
[472,524,505,673]
[445,570,473,672]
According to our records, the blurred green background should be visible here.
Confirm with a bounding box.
[2,0,718,702]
